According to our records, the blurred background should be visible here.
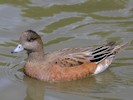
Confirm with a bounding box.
[0,0,133,100]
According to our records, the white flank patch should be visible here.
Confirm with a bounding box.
[94,56,114,74]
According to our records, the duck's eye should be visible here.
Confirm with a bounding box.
[27,38,35,42]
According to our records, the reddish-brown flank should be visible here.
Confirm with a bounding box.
[24,62,97,82]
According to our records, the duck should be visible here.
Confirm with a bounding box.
[11,30,129,82]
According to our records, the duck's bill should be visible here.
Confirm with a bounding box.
[11,44,24,53]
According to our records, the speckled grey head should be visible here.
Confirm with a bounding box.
[11,30,43,53]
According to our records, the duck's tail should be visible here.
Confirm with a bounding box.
[112,41,130,55]
[93,41,130,74]
[90,41,130,63]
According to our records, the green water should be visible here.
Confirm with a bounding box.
[0,0,133,100]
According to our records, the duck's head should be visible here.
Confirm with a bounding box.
[11,30,44,54]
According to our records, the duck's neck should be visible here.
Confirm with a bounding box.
[27,51,45,62]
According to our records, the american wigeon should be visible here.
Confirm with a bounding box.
[11,30,129,82]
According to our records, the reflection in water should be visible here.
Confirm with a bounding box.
[0,0,133,100]
[24,70,118,100]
